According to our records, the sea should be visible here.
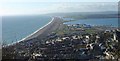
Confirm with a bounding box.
[2,15,52,45]
[2,15,118,45]
[64,18,118,27]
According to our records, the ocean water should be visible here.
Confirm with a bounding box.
[64,18,118,27]
[2,15,51,45]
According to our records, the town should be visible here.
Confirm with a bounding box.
[2,21,120,61]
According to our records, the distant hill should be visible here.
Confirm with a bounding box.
[46,11,118,19]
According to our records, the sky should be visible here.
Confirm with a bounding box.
[0,0,119,16]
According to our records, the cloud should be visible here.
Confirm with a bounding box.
[1,2,118,16]
[51,2,118,12]
[1,0,119,3]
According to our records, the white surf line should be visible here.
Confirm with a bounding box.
[3,17,54,47]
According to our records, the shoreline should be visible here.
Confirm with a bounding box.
[3,17,56,47]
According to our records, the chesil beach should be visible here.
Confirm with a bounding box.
[2,15,63,47]
[3,15,118,47]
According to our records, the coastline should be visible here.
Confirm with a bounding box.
[3,16,63,47]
